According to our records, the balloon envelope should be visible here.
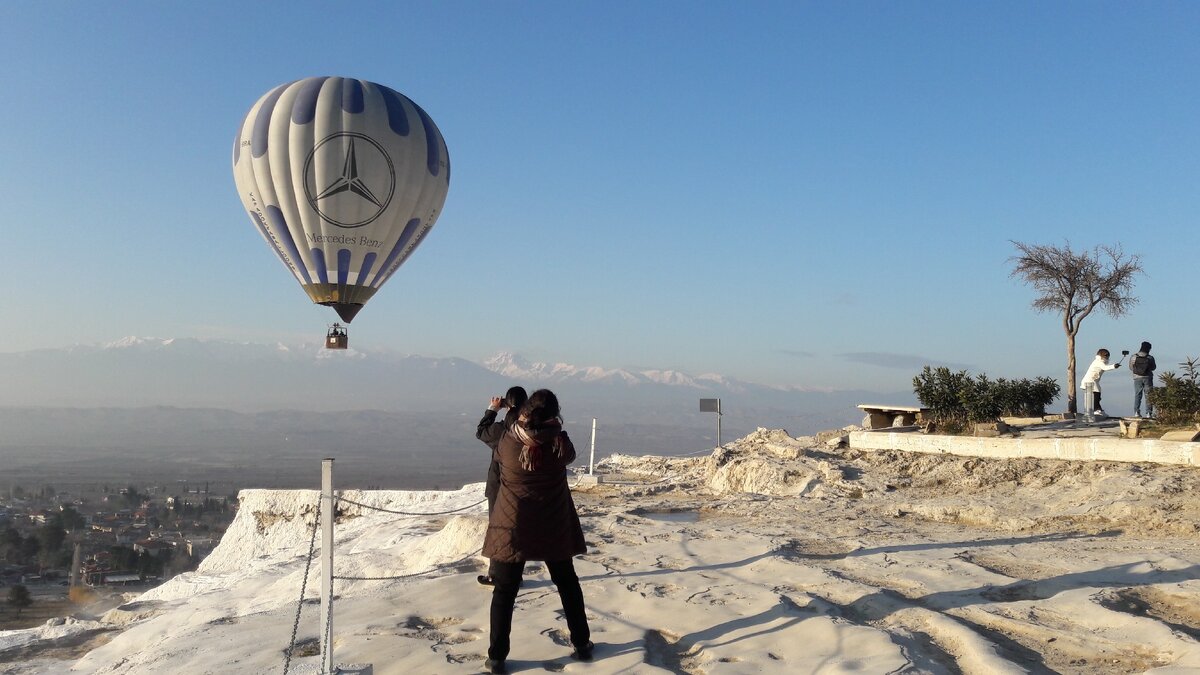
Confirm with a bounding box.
[232,77,450,322]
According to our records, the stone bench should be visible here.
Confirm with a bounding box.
[857,404,929,430]
[1118,418,1143,439]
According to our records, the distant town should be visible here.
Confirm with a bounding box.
[1,481,236,629]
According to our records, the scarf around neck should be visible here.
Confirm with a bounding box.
[512,418,561,471]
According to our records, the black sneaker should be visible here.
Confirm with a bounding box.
[484,657,507,673]
[477,575,495,586]
[571,640,594,661]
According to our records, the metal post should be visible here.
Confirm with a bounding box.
[589,418,597,475]
[717,399,722,448]
[699,399,723,450]
[321,458,335,674]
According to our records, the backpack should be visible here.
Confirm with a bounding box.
[1130,354,1150,376]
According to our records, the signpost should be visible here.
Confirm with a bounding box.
[700,398,722,448]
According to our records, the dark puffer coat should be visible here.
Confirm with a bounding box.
[476,408,519,503]
[482,423,586,563]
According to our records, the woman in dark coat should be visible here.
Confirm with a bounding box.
[482,389,591,674]
[475,386,527,586]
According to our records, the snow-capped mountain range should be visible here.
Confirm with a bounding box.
[483,352,745,390]
[0,337,892,457]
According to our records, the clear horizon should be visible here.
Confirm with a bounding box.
[2,2,1196,394]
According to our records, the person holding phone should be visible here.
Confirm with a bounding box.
[482,389,592,673]
[1081,348,1120,421]
[475,386,527,586]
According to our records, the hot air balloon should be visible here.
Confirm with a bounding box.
[232,77,450,347]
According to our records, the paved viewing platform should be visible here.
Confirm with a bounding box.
[849,418,1200,467]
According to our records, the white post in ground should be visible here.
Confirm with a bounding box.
[320,458,335,674]
[589,418,597,475]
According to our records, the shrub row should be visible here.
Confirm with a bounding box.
[1149,357,1200,425]
[912,366,1061,429]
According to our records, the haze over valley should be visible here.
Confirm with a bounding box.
[0,338,888,491]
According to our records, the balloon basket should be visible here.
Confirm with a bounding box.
[326,323,349,350]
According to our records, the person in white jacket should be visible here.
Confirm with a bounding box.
[1080,348,1121,420]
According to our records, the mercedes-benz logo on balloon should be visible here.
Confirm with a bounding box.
[303,132,396,228]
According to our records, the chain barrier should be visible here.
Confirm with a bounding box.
[282,498,321,675]
[333,547,485,582]
[598,475,672,485]
[335,494,487,516]
[571,469,673,486]
[320,577,333,675]
[276,484,566,671]
[328,494,489,581]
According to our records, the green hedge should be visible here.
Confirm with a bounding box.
[1148,357,1200,425]
[913,366,1061,429]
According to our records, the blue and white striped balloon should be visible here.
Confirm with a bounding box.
[232,77,450,322]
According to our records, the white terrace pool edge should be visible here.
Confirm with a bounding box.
[849,431,1200,467]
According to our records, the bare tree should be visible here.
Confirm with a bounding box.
[1009,241,1143,415]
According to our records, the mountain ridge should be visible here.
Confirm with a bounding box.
[0,338,903,469]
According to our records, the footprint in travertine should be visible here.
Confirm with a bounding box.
[775,537,858,561]
[624,581,683,598]
[652,555,687,570]
[957,551,1069,603]
[607,532,647,547]
[684,584,744,606]
[398,615,474,644]
[644,629,690,672]
[979,580,1048,603]
[282,637,320,658]
[584,530,617,545]
[443,652,483,665]
[542,626,572,647]
[543,610,604,641]
[407,615,464,629]
[604,514,648,537]
[805,589,1032,673]
[956,550,1065,581]
[1097,586,1200,640]
[588,516,648,542]
[674,525,716,540]
[588,555,639,575]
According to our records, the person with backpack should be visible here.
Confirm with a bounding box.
[1129,341,1157,418]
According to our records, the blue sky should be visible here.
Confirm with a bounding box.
[1,2,1196,395]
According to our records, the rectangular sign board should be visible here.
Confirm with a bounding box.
[699,398,720,413]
